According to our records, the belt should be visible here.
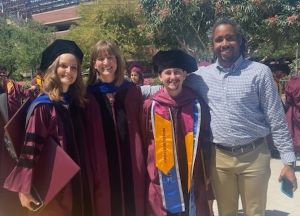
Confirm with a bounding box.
[215,137,265,154]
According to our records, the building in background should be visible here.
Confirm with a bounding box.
[0,0,91,18]
[0,0,92,35]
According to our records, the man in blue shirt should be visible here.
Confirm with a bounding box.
[185,18,297,216]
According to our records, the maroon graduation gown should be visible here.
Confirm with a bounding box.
[6,80,37,117]
[0,80,37,216]
[82,94,110,216]
[142,87,213,216]
[0,106,27,216]
[87,82,146,216]
[285,76,300,152]
[4,101,93,216]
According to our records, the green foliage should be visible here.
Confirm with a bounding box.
[140,0,300,61]
[139,0,215,60]
[151,77,162,85]
[213,0,300,59]
[66,0,150,68]
[0,17,53,80]
[0,18,16,76]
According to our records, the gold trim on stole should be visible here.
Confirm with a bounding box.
[185,132,194,191]
[154,113,174,174]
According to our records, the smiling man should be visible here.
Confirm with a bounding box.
[185,18,297,216]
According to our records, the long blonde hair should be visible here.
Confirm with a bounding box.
[42,54,86,107]
[87,40,126,86]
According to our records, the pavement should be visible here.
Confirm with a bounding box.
[213,158,300,216]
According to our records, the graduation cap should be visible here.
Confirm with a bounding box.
[152,49,198,74]
[39,39,84,71]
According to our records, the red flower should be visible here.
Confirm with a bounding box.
[266,16,278,25]
[287,15,298,25]
[158,8,170,19]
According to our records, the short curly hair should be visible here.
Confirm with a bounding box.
[211,18,247,57]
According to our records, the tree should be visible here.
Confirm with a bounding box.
[0,18,17,77]
[214,0,300,60]
[12,21,53,79]
[139,0,300,61]
[139,0,214,60]
[66,0,150,67]
[0,17,53,80]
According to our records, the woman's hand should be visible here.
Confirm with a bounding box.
[19,192,41,211]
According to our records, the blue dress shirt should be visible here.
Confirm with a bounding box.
[185,56,296,163]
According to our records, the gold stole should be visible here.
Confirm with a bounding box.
[154,113,174,174]
[154,112,194,191]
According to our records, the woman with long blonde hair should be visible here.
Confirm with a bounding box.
[4,39,93,216]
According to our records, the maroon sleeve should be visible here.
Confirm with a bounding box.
[7,81,37,117]
[11,81,36,99]
[4,104,54,194]
[285,77,300,151]
[31,78,37,86]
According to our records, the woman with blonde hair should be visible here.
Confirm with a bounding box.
[86,40,146,216]
[4,39,93,216]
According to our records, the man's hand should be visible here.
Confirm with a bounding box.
[19,192,40,211]
[279,165,298,192]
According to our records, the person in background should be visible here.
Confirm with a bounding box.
[0,65,6,93]
[0,65,28,216]
[143,49,213,216]
[0,65,37,116]
[285,75,300,158]
[185,18,297,216]
[4,39,93,216]
[86,40,145,216]
[268,62,290,101]
[128,63,144,86]
[31,66,45,93]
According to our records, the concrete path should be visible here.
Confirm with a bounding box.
[213,158,300,216]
